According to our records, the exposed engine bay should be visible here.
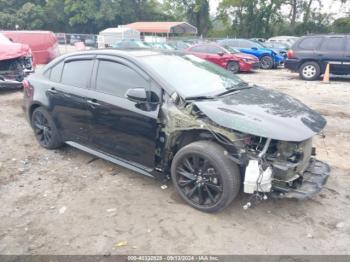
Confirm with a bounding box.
[0,56,33,89]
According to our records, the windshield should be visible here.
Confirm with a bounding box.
[222,45,240,54]
[141,54,245,98]
[0,33,11,44]
[251,41,265,49]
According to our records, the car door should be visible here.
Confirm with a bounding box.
[47,56,95,144]
[317,36,346,74]
[205,46,226,67]
[88,56,160,169]
[189,46,208,60]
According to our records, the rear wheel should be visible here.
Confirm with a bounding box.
[171,141,241,213]
[227,61,240,74]
[31,107,63,149]
[260,55,274,69]
[299,61,320,81]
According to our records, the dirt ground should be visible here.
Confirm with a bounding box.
[0,69,349,255]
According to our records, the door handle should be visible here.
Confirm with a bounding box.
[48,87,58,94]
[87,99,100,106]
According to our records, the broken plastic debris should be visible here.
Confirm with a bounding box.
[115,241,128,247]
[59,206,67,214]
[106,208,116,213]
[161,185,168,190]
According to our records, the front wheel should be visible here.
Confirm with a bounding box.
[260,55,274,69]
[227,61,240,74]
[171,141,241,213]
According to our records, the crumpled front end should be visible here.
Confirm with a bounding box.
[244,136,330,200]
[0,56,33,89]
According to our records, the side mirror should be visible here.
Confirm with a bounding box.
[251,47,258,50]
[217,52,225,56]
[126,88,147,102]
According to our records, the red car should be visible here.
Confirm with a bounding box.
[0,33,33,88]
[185,43,259,73]
[2,31,60,65]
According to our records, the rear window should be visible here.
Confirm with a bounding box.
[320,37,345,51]
[298,37,322,50]
[61,60,93,88]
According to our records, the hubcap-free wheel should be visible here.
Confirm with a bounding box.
[175,154,223,207]
[33,111,53,147]
[227,61,239,74]
[260,56,273,69]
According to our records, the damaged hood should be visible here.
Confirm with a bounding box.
[194,86,326,142]
[0,42,31,61]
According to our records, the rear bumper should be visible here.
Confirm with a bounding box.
[272,159,330,200]
[285,59,301,71]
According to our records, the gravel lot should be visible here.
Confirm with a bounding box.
[0,69,349,255]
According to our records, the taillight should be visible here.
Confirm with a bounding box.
[287,49,294,59]
[22,79,33,97]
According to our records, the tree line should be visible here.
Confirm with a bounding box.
[0,0,349,37]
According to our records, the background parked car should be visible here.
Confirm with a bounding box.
[267,36,299,48]
[84,35,97,47]
[167,41,191,51]
[112,40,150,49]
[260,41,289,59]
[217,38,285,69]
[186,43,259,73]
[69,35,83,45]
[0,33,33,88]
[2,31,59,65]
[146,42,174,50]
[285,34,350,80]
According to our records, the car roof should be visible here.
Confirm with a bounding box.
[59,48,175,60]
[301,34,349,38]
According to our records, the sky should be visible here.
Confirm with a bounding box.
[208,0,350,18]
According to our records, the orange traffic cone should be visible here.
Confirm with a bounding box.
[322,63,330,83]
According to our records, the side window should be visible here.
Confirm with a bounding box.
[347,38,350,51]
[191,46,207,53]
[49,62,64,82]
[96,60,148,98]
[206,46,223,54]
[320,37,345,52]
[298,37,323,50]
[61,60,93,88]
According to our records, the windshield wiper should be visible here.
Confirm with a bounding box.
[215,82,251,97]
[185,95,215,101]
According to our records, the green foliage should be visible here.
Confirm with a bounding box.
[332,16,350,33]
[0,0,172,33]
[216,0,348,38]
[0,0,348,37]
[163,0,211,36]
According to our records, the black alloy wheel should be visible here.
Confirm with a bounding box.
[171,141,241,213]
[175,154,223,207]
[31,107,62,149]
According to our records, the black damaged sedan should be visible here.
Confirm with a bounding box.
[23,49,330,212]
